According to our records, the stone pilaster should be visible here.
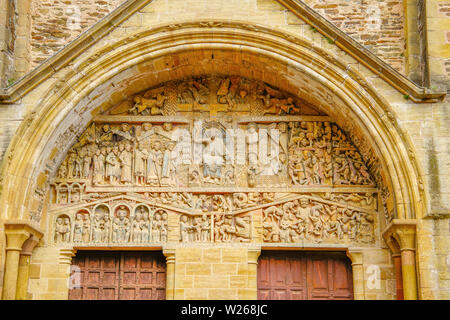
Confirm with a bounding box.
[16,236,40,300]
[247,247,261,300]
[346,249,365,300]
[163,248,176,300]
[383,220,418,300]
[57,248,77,300]
[2,222,42,300]
[394,226,417,300]
[385,236,404,300]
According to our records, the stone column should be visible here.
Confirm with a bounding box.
[163,248,176,300]
[247,247,261,300]
[394,227,418,300]
[15,236,40,300]
[385,236,404,300]
[59,248,77,300]
[2,227,30,300]
[393,253,404,300]
[383,220,418,300]
[347,250,364,300]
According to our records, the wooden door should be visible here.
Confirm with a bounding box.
[258,251,307,300]
[257,251,353,300]
[119,252,166,300]
[69,251,166,300]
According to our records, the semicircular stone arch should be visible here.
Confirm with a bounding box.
[0,23,424,229]
[0,20,429,301]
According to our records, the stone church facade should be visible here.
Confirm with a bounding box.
[0,0,448,300]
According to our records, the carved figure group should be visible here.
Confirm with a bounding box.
[262,198,375,244]
[53,204,168,245]
[51,75,384,248]
[180,214,211,242]
[58,122,182,187]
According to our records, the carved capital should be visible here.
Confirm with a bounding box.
[59,248,77,265]
[5,230,30,252]
[384,235,401,256]
[4,222,43,252]
[394,227,416,252]
[247,247,262,265]
[346,249,363,266]
[163,248,176,264]
[382,219,417,252]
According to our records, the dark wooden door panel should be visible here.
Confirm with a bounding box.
[69,251,166,300]
[258,252,307,300]
[257,251,353,300]
[330,258,353,300]
[119,252,166,300]
[307,255,332,300]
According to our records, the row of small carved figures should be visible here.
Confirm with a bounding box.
[54,214,168,244]
[53,213,251,244]
[56,151,374,188]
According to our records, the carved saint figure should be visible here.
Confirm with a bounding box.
[134,144,149,185]
[202,127,224,183]
[161,141,177,186]
[73,213,84,243]
[82,150,92,179]
[119,143,133,184]
[93,148,105,185]
[200,214,210,242]
[105,147,119,184]
[92,211,109,243]
[180,215,191,242]
[147,141,163,186]
[152,212,162,242]
[112,206,130,243]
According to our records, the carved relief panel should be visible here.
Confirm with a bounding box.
[48,75,384,247]
[52,199,169,246]
[262,196,376,245]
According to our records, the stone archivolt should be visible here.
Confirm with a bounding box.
[49,75,381,246]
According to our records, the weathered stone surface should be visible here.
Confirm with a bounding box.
[0,0,448,301]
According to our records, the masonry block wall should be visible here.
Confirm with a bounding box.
[27,0,406,72]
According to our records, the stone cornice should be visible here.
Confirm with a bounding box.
[0,0,445,104]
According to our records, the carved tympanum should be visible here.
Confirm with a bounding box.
[49,75,383,245]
